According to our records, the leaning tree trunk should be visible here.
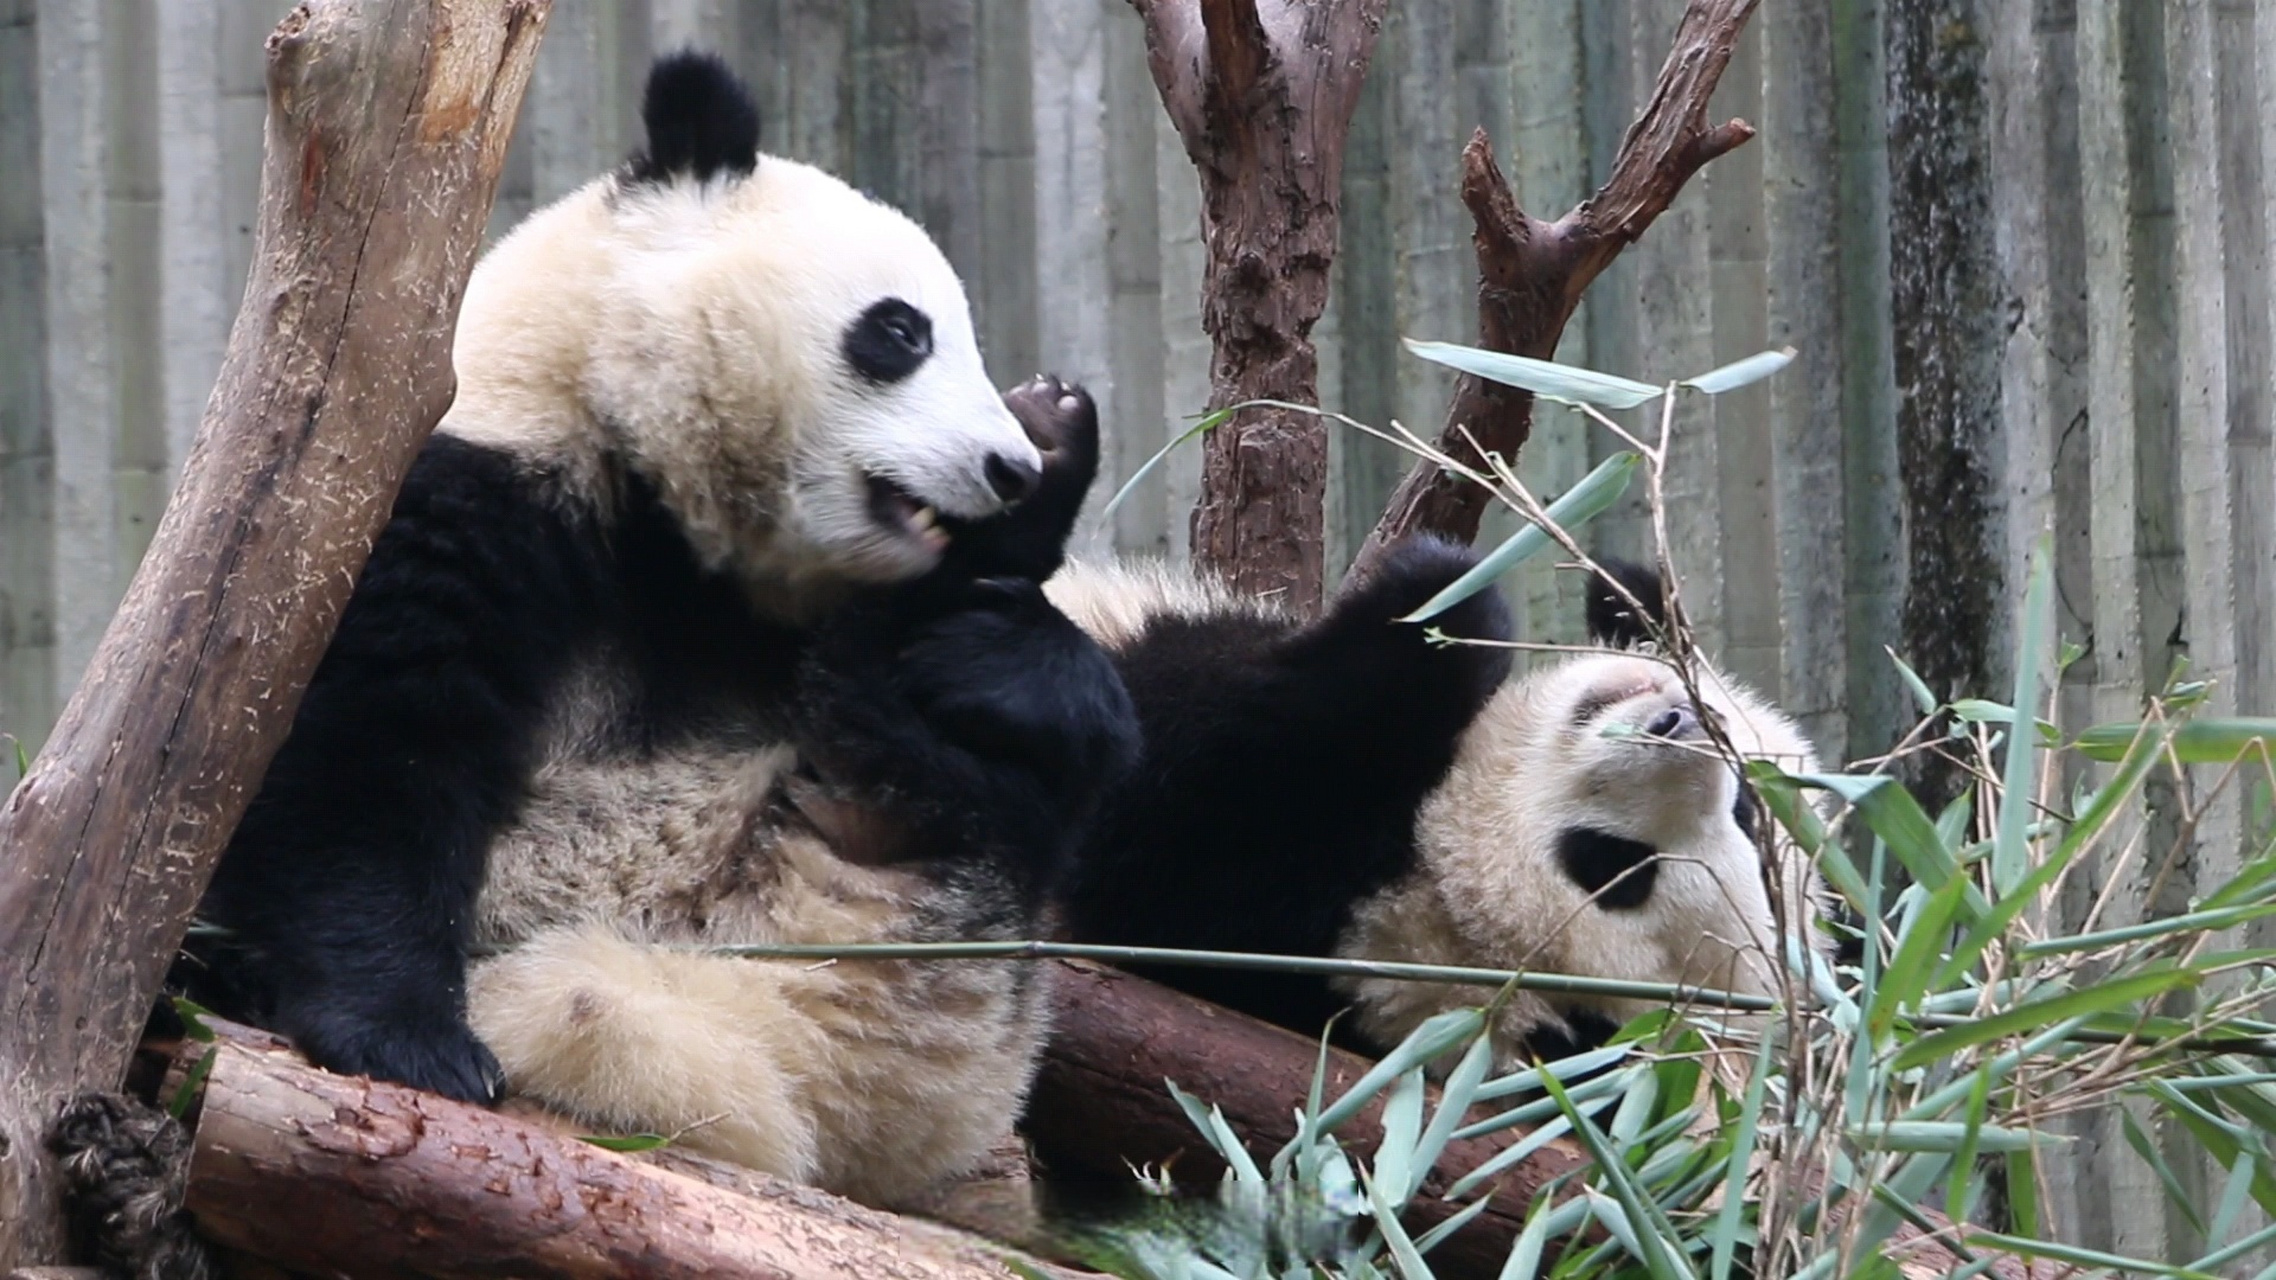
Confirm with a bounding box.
[1132,0,1386,615]
[0,1,548,1265]
[1344,0,1764,588]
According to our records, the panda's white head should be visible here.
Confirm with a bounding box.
[1338,647,1828,1066]
[442,52,1038,610]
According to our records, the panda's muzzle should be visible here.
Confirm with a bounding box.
[865,472,949,552]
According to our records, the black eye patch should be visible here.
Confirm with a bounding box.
[1555,827,1660,910]
[1732,780,1764,842]
[844,298,934,384]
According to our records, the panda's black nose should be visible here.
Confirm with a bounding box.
[1646,705,1699,740]
[985,452,1042,504]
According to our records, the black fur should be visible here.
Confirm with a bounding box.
[179,436,804,1103]
[1584,555,1670,648]
[792,379,1138,902]
[844,298,935,385]
[1554,828,1661,910]
[626,51,762,187]
[1060,536,1514,1040]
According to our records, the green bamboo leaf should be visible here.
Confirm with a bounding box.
[1845,1121,2045,1153]
[1893,967,2201,1070]
[1679,347,1797,395]
[1318,1009,1486,1133]
[578,1131,671,1153]
[1750,763,1874,916]
[1396,453,1641,624]
[1363,1165,1437,1280]
[1541,1072,1696,1280]
[2005,1145,2042,1239]
[1791,772,1987,919]
[2076,717,2276,764]
[1888,647,1941,717]
[1946,1066,1996,1225]
[1963,1231,2215,1279]
[169,1047,216,1121]
[10,736,26,780]
[1407,1033,1494,1202]
[1497,1197,1556,1280]
[1443,1113,1575,1200]
[1870,870,1970,1038]
[2210,1151,2260,1255]
[170,996,218,1044]
[1708,1035,1774,1280]
[1374,1068,1427,1212]
[1402,338,1666,409]
[1991,537,2055,896]
[1099,406,1235,525]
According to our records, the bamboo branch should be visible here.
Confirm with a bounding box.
[1347,0,1762,586]
[0,1,548,1264]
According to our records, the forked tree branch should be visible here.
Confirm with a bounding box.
[1347,0,1762,587]
[1132,0,1387,615]
[0,1,548,1264]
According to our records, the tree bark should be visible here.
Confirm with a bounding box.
[173,1037,1069,1280]
[0,1,548,1265]
[1023,962,1583,1279]
[1345,0,1762,589]
[1131,0,1387,615]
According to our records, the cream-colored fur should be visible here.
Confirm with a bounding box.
[443,155,1038,617]
[1336,651,1829,1068]
[1044,556,1281,648]
[468,749,1050,1208]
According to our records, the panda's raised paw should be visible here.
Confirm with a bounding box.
[1001,374,1095,459]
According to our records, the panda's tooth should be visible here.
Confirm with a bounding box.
[909,505,937,531]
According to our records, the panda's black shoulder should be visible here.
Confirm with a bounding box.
[627,51,763,187]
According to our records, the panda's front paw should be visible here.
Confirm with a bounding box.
[284,1001,505,1105]
[1002,374,1097,462]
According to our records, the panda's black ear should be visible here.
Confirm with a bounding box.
[1585,556,1669,647]
[628,51,762,186]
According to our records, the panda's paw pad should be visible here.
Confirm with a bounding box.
[1003,375,1096,455]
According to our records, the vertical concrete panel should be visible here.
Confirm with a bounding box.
[35,0,120,710]
[524,0,639,207]
[158,0,228,474]
[0,0,53,748]
[1763,0,1852,764]
[1027,0,1112,555]
[1502,0,1591,659]
[974,0,1037,384]
[1705,18,1776,695]
[849,1,980,295]
[1626,0,1723,658]
[1099,2,1168,557]
[1832,0,1905,774]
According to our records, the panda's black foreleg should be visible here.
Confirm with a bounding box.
[795,578,1138,890]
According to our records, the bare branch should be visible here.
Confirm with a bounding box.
[1348,0,1762,584]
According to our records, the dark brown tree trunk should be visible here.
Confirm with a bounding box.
[0,1,548,1265]
[1346,0,1764,589]
[1131,0,1387,615]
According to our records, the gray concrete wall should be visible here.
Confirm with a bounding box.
[5,1,2276,1260]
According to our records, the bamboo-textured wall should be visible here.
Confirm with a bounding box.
[4,0,2273,1262]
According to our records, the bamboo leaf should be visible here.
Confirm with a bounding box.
[1363,1165,1437,1280]
[1374,1068,1427,1211]
[1708,1036,1773,1280]
[169,1047,216,1121]
[1679,347,1797,395]
[1408,1033,1493,1202]
[1888,647,1941,717]
[1396,453,1641,624]
[1963,1231,2215,1279]
[1402,339,1665,409]
[1497,1197,1556,1280]
[1893,968,2201,1070]
[1871,870,1970,1038]
[1791,772,1986,919]
[1100,406,1235,525]
[2076,717,2276,764]
[578,1131,672,1153]
[1991,537,2055,896]
[1845,1121,2046,1153]
[1318,1009,1486,1133]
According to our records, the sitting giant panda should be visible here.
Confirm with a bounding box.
[1047,546,1828,1067]
[178,46,1130,1161]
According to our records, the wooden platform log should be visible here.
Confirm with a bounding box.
[0,0,549,1266]
[179,1036,1079,1280]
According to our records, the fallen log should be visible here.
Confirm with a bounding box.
[1023,960,1583,1278]
[164,1030,1083,1280]
[0,0,548,1264]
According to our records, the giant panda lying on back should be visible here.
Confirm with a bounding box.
[1048,547,1828,1067]
[176,49,1135,1190]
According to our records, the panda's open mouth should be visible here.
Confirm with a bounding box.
[865,473,950,552]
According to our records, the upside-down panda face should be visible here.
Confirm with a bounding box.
[1337,649,1826,1065]
[446,53,1038,601]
